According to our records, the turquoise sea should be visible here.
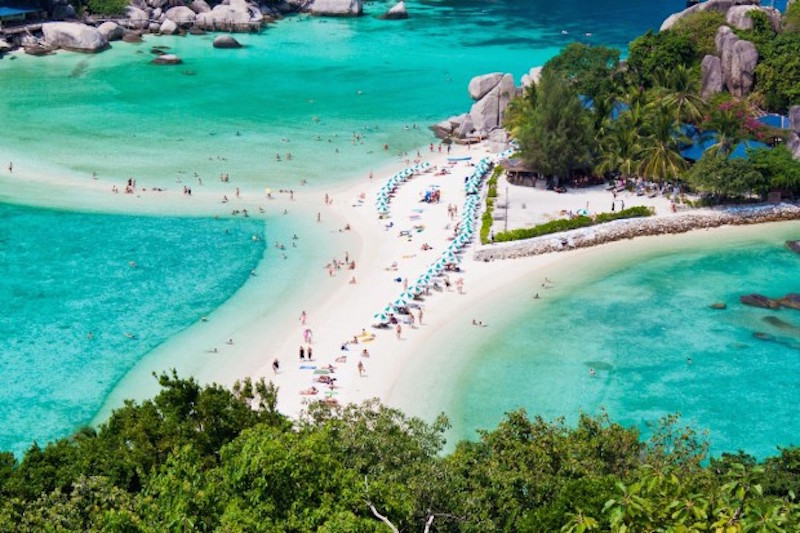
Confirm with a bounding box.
[1,0,795,455]
[443,232,800,459]
[0,203,313,455]
[0,0,688,190]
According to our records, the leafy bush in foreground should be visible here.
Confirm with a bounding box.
[493,206,652,243]
[1,373,800,531]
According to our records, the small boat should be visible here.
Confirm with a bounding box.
[447,156,472,162]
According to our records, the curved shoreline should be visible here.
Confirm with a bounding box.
[474,203,800,261]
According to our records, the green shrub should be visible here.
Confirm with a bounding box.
[493,206,652,243]
[480,166,503,244]
[87,0,128,16]
[671,11,727,60]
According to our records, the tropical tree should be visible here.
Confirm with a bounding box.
[637,104,689,182]
[504,69,594,181]
[654,64,706,123]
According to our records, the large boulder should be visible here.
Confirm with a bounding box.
[432,113,473,140]
[307,0,362,16]
[469,73,515,132]
[496,74,515,124]
[125,6,150,29]
[382,1,408,19]
[717,26,758,97]
[0,39,12,53]
[789,105,800,133]
[160,18,178,34]
[152,53,182,64]
[660,0,759,31]
[190,0,211,13]
[520,66,543,88]
[468,73,502,100]
[147,0,168,8]
[788,132,800,160]
[165,6,196,25]
[213,35,242,48]
[701,54,723,98]
[42,22,108,53]
[727,39,758,97]
[726,5,783,32]
[195,4,254,31]
[98,21,124,41]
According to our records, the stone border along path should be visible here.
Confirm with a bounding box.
[373,150,515,323]
[375,162,432,217]
[473,203,800,261]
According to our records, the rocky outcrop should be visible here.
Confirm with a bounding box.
[779,293,800,309]
[726,5,783,32]
[213,35,242,48]
[307,0,362,16]
[788,133,800,160]
[195,4,258,31]
[190,0,211,13]
[125,6,149,29]
[468,73,503,100]
[470,73,515,132]
[741,294,781,309]
[520,66,543,88]
[790,106,800,132]
[474,204,800,261]
[42,22,108,53]
[152,53,182,64]
[0,39,11,53]
[97,21,124,41]
[716,26,758,97]
[382,1,408,19]
[432,113,473,140]
[165,6,196,26]
[660,0,759,31]
[160,19,178,34]
[701,55,724,98]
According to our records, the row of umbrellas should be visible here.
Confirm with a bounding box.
[376,162,432,216]
[374,156,499,324]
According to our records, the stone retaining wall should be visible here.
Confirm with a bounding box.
[473,204,800,261]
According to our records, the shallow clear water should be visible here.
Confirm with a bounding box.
[0,0,686,190]
[450,236,800,459]
[0,204,287,454]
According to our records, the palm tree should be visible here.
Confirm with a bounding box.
[638,104,689,182]
[654,65,706,124]
[595,122,644,181]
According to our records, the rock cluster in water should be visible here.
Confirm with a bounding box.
[741,293,800,310]
[473,204,800,261]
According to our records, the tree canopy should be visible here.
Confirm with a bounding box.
[2,373,800,531]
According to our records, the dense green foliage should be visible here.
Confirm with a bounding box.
[684,146,800,199]
[480,166,502,244]
[785,0,800,33]
[86,0,128,16]
[627,30,696,88]
[504,70,593,179]
[2,375,800,531]
[543,42,621,101]
[670,11,727,60]
[492,206,652,243]
[754,33,800,113]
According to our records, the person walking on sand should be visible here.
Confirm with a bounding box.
[307,346,313,360]
[358,360,365,376]
[396,324,402,339]
[272,358,280,375]
[300,310,307,325]
[299,345,305,361]
[418,308,423,325]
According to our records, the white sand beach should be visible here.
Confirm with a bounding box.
[3,138,798,426]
